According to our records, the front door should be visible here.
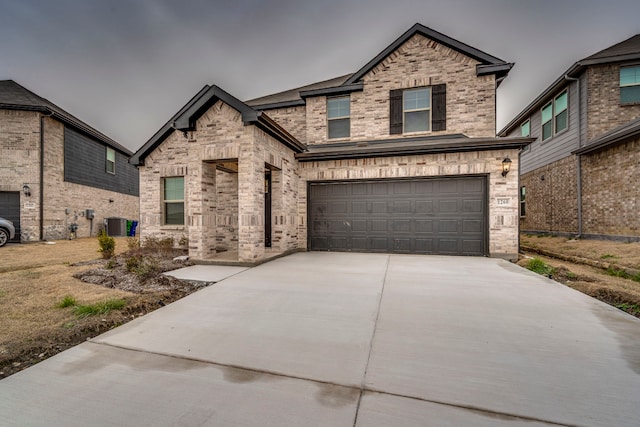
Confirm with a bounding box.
[264,172,272,247]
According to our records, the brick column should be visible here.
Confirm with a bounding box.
[238,140,265,262]
[188,161,217,260]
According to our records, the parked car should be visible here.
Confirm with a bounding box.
[0,217,16,247]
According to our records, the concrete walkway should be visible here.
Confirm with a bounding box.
[1,253,639,426]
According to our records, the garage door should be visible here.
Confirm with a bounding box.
[308,177,487,256]
[0,192,20,242]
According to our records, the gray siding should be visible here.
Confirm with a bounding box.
[513,80,581,174]
[64,127,139,196]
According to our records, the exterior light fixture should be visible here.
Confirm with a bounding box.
[501,158,512,177]
[22,184,31,197]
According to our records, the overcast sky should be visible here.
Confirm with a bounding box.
[1,0,639,151]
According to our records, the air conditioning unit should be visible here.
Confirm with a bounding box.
[106,217,127,237]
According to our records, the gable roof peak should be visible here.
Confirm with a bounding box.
[345,23,513,85]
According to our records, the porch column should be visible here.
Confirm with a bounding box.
[238,143,265,262]
[187,161,217,260]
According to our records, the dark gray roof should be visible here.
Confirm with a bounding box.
[499,33,640,136]
[245,74,352,109]
[582,34,640,62]
[573,117,640,155]
[246,23,513,110]
[296,134,533,161]
[131,85,305,166]
[0,79,131,155]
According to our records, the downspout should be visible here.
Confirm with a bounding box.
[564,74,582,238]
[39,109,54,241]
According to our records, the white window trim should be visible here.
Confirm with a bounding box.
[403,87,431,134]
[162,177,185,226]
[106,147,115,174]
[327,96,350,140]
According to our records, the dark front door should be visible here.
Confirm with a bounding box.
[0,192,21,242]
[265,172,272,247]
[308,177,487,256]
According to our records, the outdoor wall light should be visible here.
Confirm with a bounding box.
[22,184,31,197]
[501,158,512,177]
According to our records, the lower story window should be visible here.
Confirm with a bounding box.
[163,177,184,225]
[520,186,526,217]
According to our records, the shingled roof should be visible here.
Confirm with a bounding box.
[246,23,513,110]
[0,80,131,155]
[498,33,640,136]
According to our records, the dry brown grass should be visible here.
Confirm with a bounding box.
[521,234,640,269]
[0,238,134,374]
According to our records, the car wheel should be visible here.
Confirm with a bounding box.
[0,228,8,247]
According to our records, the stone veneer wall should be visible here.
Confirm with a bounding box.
[297,148,521,260]
[0,110,40,239]
[581,137,640,236]
[138,100,299,262]
[519,155,578,234]
[587,64,640,141]
[1,111,138,241]
[305,34,496,146]
[262,106,307,144]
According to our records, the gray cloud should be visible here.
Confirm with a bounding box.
[1,0,639,150]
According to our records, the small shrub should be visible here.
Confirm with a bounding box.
[127,237,140,251]
[600,254,617,260]
[143,236,174,256]
[125,255,141,272]
[565,271,578,280]
[178,235,189,247]
[526,258,555,276]
[132,257,159,280]
[56,295,77,308]
[98,230,116,259]
[73,299,126,318]
[105,259,117,269]
[616,303,640,315]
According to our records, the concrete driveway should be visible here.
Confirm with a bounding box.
[1,253,639,426]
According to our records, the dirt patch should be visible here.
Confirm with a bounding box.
[0,238,209,379]
[518,234,640,318]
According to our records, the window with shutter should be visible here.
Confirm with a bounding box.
[389,85,446,135]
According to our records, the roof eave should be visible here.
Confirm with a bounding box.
[345,23,510,85]
[299,83,364,98]
[296,137,532,162]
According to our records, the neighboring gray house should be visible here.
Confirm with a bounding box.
[499,34,640,240]
[0,80,139,241]
[131,23,531,264]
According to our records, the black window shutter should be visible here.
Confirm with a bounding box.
[432,84,446,131]
[389,89,403,135]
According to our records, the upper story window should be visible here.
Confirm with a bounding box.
[541,90,568,141]
[327,96,350,139]
[389,84,446,135]
[620,65,640,104]
[403,88,431,133]
[520,120,531,153]
[163,177,184,225]
[106,147,115,174]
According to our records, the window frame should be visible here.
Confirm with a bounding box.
[541,89,568,141]
[327,95,350,140]
[520,119,531,153]
[520,186,526,218]
[106,147,116,174]
[162,176,185,226]
[403,87,432,134]
[620,65,640,105]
